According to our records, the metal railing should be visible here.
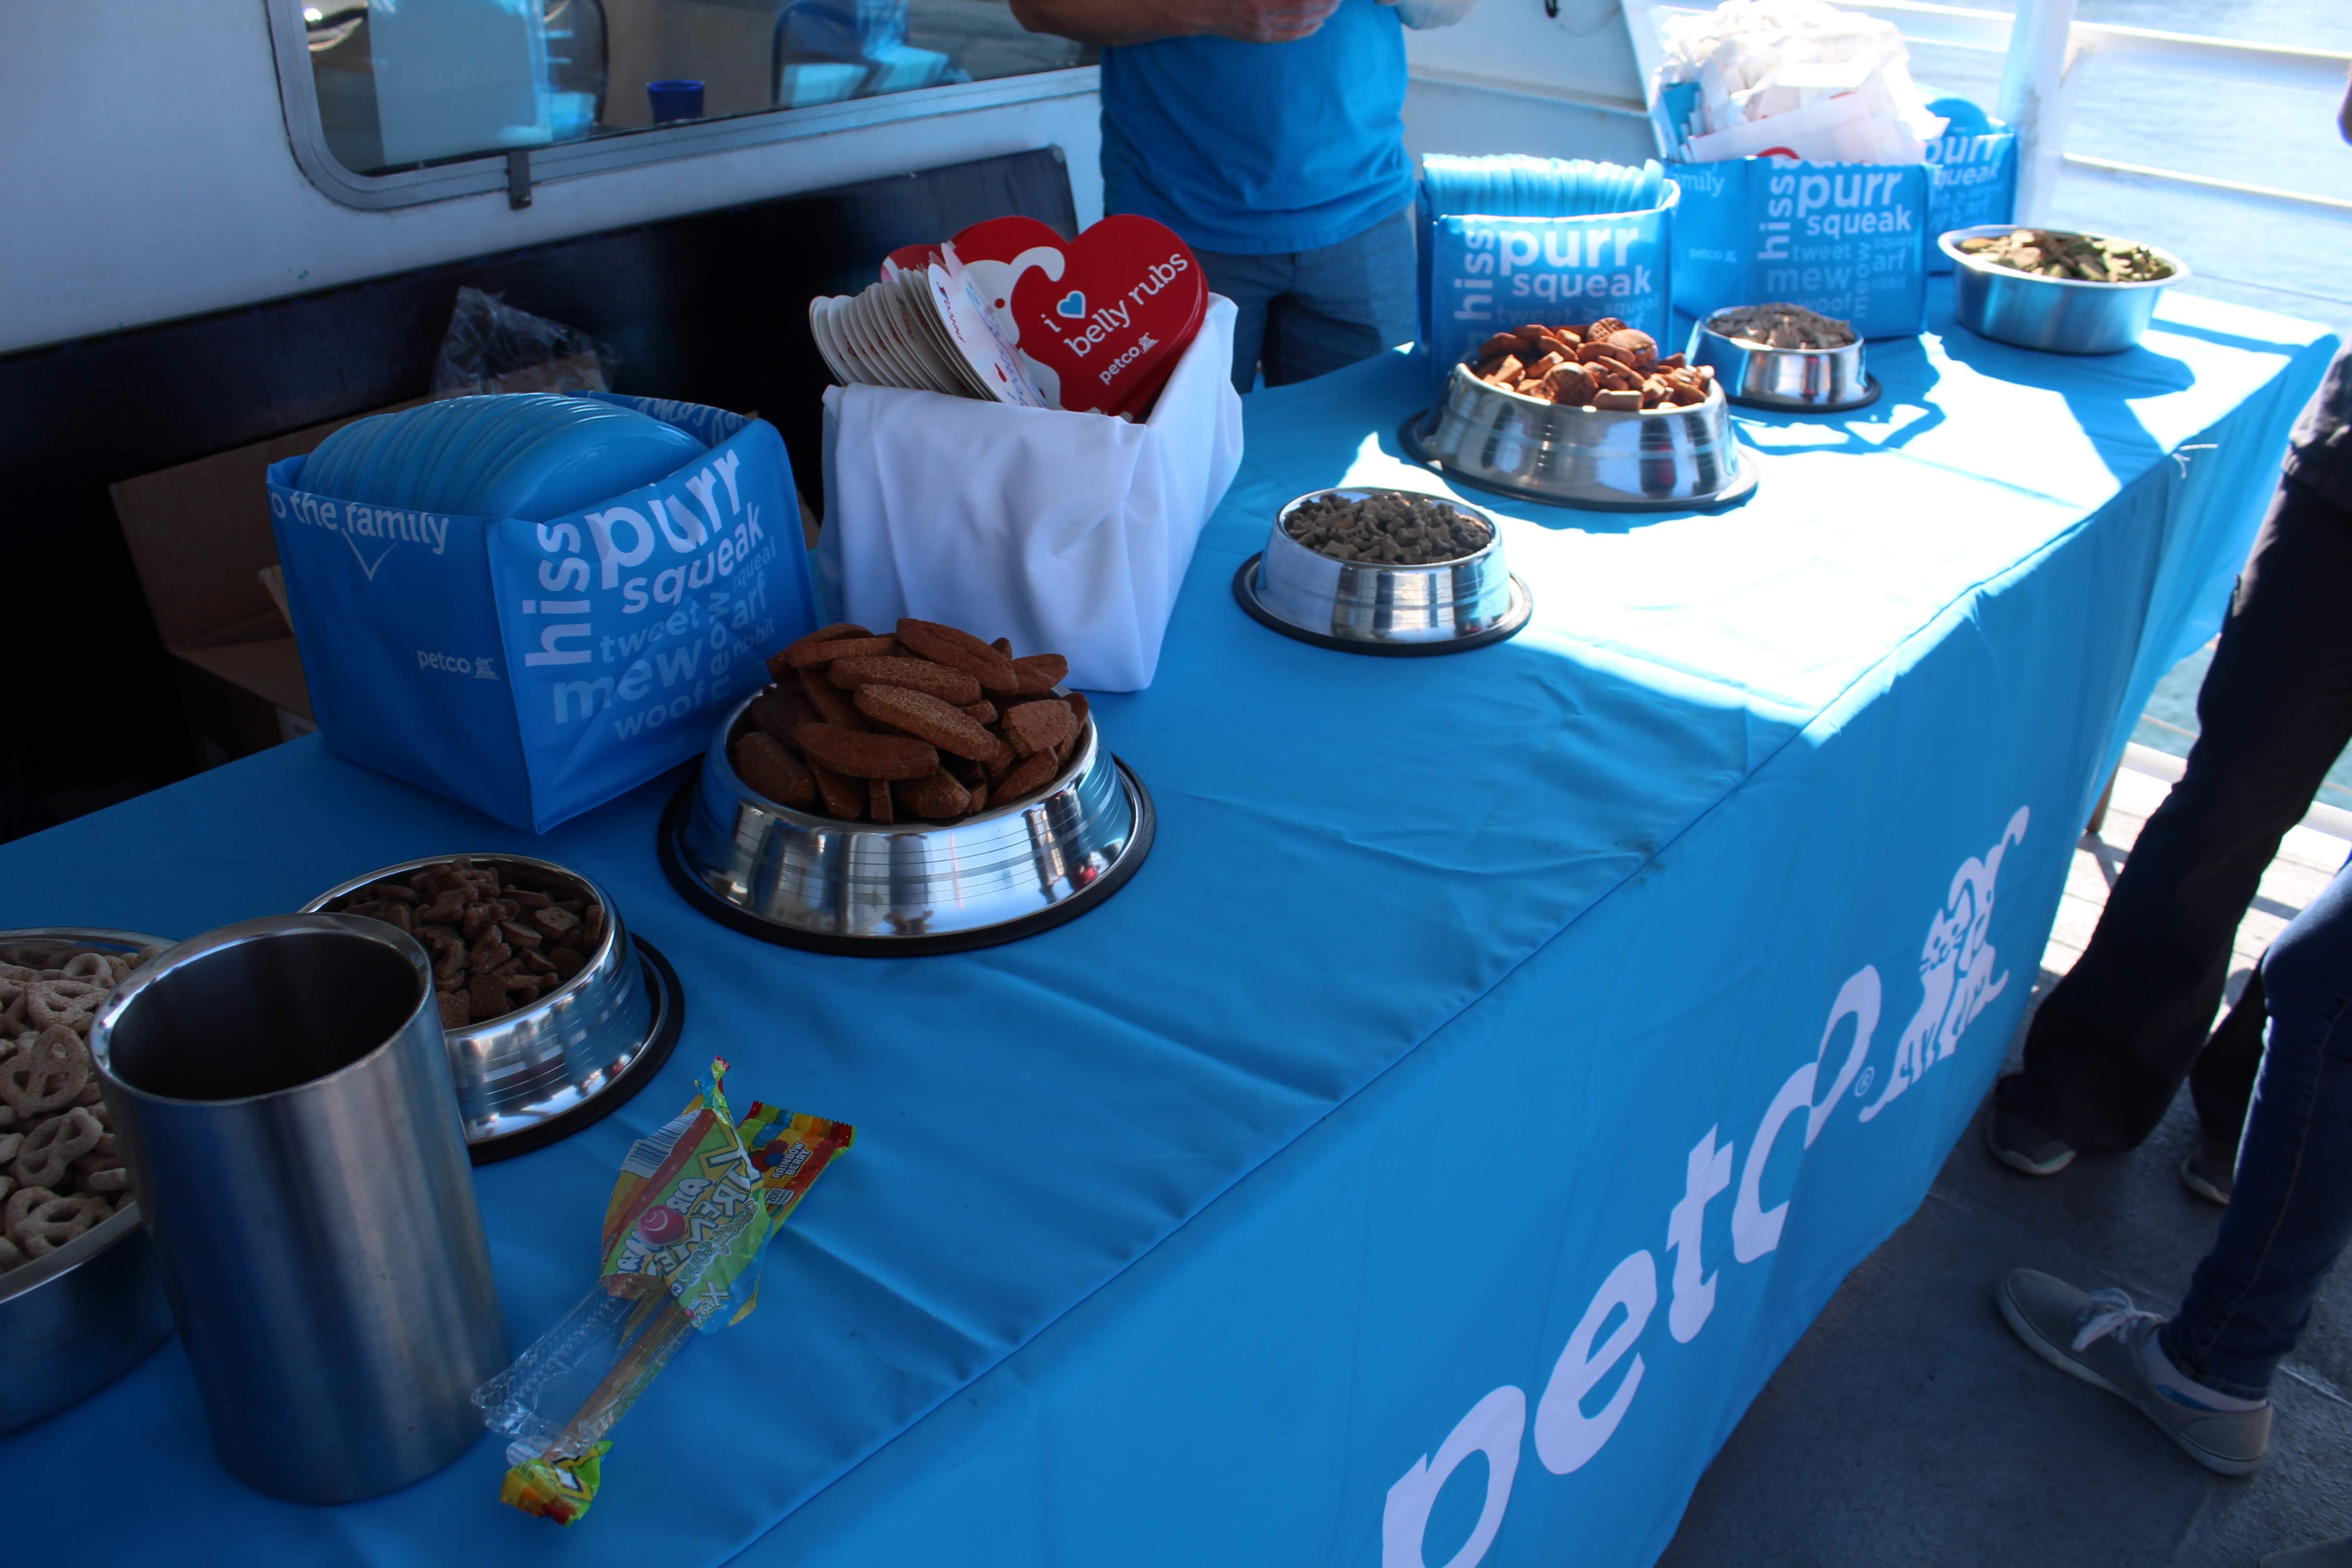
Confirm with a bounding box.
[1619,0,2352,221]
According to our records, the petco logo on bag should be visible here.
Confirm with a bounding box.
[1382,808,2031,1568]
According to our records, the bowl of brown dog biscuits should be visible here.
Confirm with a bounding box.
[1401,317,1757,510]
[0,927,178,1434]
[659,618,1155,954]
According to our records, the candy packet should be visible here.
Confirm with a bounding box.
[473,1058,853,1524]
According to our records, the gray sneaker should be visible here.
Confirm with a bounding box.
[1995,1268,2270,1476]
[1986,1105,2076,1175]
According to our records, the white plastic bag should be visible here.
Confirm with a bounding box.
[1381,0,1479,30]
[818,296,1242,692]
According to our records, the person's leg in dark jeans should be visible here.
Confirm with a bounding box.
[1260,207,1418,387]
[2164,852,2352,1397]
[2182,969,2267,1202]
[1995,474,2352,1162]
[1194,248,1293,395]
[1993,852,2352,1478]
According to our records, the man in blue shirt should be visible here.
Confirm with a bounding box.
[1011,0,1445,393]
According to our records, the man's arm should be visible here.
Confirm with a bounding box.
[1010,0,1344,48]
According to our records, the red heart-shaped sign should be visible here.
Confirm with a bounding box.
[885,215,1206,418]
[1002,215,1205,419]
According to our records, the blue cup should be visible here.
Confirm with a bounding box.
[647,78,704,124]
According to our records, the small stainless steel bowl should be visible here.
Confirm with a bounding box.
[302,855,665,1154]
[0,926,176,1434]
[1940,224,2188,355]
[1238,488,1530,652]
[1686,320,1876,412]
[661,691,1152,953]
[1402,363,1756,510]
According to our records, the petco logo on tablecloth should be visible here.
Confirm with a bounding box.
[1382,807,2031,1568]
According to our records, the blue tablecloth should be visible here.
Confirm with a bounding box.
[6,284,2335,1568]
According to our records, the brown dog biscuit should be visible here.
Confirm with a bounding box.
[992,748,1062,803]
[960,700,998,727]
[1588,316,1628,338]
[853,684,1013,766]
[1594,389,1645,411]
[1480,353,1524,387]
[866,777,895,823]
[1547,362,1600,405]
[793,723,940,780]
[894,619,1020,696]
[784,633,896,669]
[1476,330,1522,359]
[747,687,803,743]
[797,665,867,729]
[1011,654,1068,694]
[1002,699,1076,759]
[826,656,983,706]
[1606,328,1659,371]
[769,622,870,679]
[1062,691,1090,732]
[734,731,817,808]
[991,636,1013,655]
[893,770,972,821]
[809,760,865,818]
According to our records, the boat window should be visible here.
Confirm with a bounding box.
[282,0,1095,203]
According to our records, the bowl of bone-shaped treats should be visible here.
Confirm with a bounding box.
[658,618,1155,954]
[0,929,178,1434]
[1403,317,1756,510]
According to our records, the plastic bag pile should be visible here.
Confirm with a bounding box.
[1653,0,1949,165]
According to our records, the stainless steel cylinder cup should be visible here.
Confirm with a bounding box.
[88,914,507,1503]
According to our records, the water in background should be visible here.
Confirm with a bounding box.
[1909,0,2352,809]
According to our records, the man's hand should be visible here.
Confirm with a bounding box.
[1012,0,1343,47]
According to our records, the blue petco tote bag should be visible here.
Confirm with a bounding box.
[1668,157,1930,338]
[267,396,819,832]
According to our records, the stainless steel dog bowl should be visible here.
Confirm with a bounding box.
[1687,320,1877,412]
[1940,225,2187,355]
[1401,363,1757,511]
[303,856,681,1160]
[1233,488,1532,655]
[658,691,1156,955]
[0,927,176,1434]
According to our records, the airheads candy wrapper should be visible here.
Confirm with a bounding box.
[475,1059,853,1525]
[599,1069,856,1326]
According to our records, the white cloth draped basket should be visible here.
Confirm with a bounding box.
[818,294,1242,692]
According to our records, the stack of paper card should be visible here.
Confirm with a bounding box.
[809,252,1048,409]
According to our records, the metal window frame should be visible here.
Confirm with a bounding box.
[264,0,1100,211]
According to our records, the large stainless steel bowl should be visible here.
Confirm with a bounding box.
[1402,363,1756,510]
[302,856,669,1156]
[1236,488,1531,654]
[661,689,1153,954]
[1940,224,2187,355]
[1686,320,1876,412]
[0,927,176,1434]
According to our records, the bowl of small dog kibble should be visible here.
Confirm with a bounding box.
[1940,225,2188,354]
[1235,488,1532,656]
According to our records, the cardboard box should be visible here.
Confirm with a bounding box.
[110,405,418,767]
